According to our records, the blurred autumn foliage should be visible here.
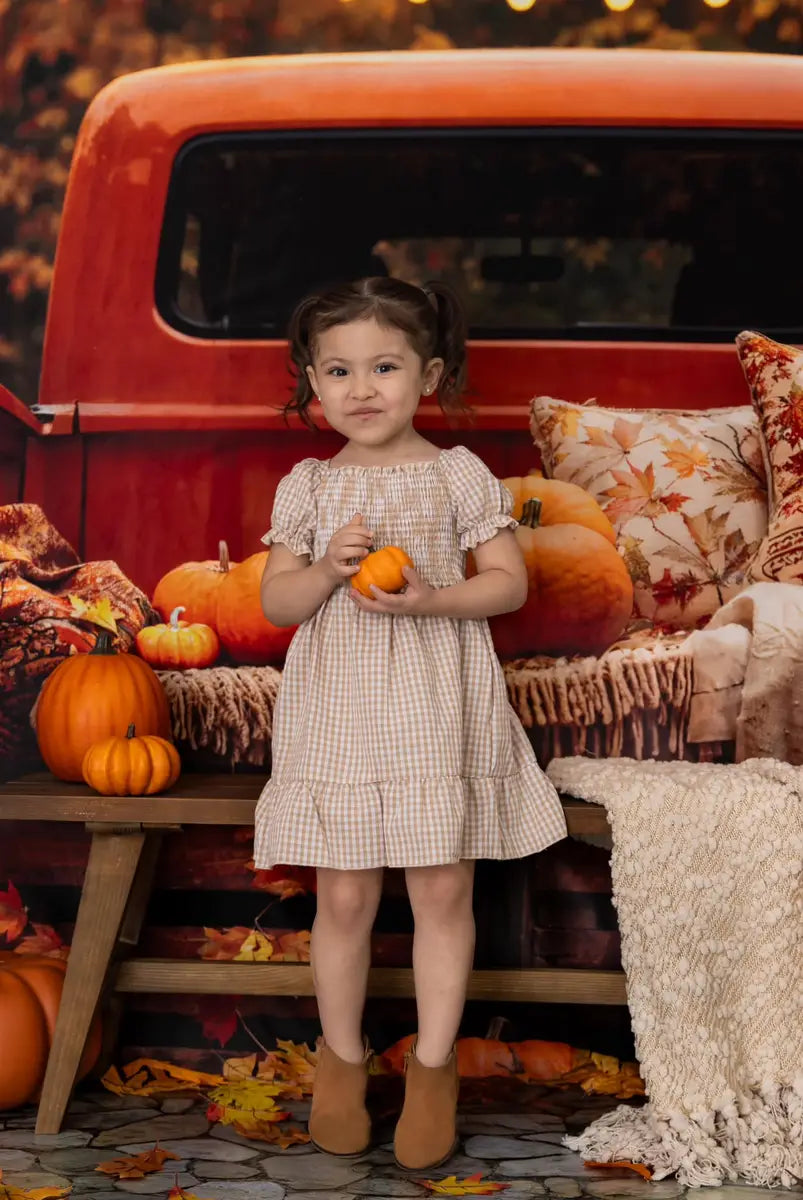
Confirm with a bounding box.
[1,0,802,404]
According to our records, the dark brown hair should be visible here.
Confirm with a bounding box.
[283,277,471,430]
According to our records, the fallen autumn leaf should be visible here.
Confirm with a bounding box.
[418,1175,511,1195]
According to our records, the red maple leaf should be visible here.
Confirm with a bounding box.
[651,568,702,611]
[0,881,24,912]
[200,998,240,1048]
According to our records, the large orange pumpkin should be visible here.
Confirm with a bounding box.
[511,1038,575,1081]
[216,551,297,665]
[488,497,633,659]
[35,633,172,781]
[152,541,235,627]
[0,955,101,1110]
[505,473,616,544]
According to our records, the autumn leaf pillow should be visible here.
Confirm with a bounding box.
[530,396,768,629]
[736,331,803,583]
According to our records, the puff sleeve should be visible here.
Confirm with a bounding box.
[261,458,320,558]
[445,446,519,551]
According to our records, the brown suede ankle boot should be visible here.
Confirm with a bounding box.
[394,1044,459,1171]
[308,1039,372,1156]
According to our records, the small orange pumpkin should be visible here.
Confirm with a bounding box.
[82,723,181,796]
[456,1037,517,1078]
[136,606,220,670]
[35,633,172,782]
[216,551,297,665]
[352,546,413,598]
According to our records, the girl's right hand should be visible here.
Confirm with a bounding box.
[322,514,373,583]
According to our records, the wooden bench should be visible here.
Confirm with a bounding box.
[0,772,620,1135]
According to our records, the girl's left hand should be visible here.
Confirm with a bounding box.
[349,565,435,616]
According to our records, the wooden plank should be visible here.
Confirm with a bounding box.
[0,775,611,839]
[115,960,627,1005]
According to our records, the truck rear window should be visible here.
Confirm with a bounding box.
[156,129,803,342]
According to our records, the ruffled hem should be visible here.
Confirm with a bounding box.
[253,766,567,870]
[261,528,313,558]
[459,514,519,553]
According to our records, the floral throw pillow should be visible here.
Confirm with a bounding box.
[530,396,768,629]
[736,331,803,583]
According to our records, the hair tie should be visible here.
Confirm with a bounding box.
[421,286,438,312]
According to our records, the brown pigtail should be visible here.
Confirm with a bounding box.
[424,281,472,421]
[283,294,322,430]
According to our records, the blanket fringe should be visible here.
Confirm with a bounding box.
[503,641,694,762]
[155,642,697,769]
[565,1076,803,1189]
[157,665,281,766]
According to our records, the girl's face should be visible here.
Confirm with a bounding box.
[306,318,442,449]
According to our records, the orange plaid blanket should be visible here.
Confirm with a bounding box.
[0,503,155,778]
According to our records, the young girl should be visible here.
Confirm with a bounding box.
[255,277,567,1171]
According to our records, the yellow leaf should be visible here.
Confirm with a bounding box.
[419,1175,511,1196]
[101,1059,225,1098]
[223,1053,258,1081]
[208,1107,309,1146]
[557,409,580,438]
[661,438,709,479]
[207,1079,287,1111]
[233,929,274,961]
[590,1052,620,1076]
[0,1173,72,1200]
[67,594,122,634]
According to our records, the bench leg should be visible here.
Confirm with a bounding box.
[35,826,146,1135]
[97,830,166,1072]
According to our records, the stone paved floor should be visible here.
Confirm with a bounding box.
[1,1087,801,1200]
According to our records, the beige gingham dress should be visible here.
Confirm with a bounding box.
[253,446,567,871]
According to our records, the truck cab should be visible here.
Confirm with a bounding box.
[3,47,803,596]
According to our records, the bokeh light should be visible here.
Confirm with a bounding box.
[507,0,537,11]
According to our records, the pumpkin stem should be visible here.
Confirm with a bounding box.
[520,497,543,529]
[90,631,115,655]
[169,606,185,630]
[126,724,136,739]
[486,1015,509,1040]
[219,541,230,574]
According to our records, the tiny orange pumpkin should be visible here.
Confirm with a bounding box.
[136,606,220,670]
[82,724,181,796]
[351,546,413,598]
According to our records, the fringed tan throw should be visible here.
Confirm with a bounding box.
[547,756,803,1189]
[156,637,696,769]
[158,665,281,765]
[504,636,694,763]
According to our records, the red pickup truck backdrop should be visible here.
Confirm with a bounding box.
[2,24,802,1070]
[1,0,799,405]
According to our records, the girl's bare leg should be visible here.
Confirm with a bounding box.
[405,860,476,1066]
[311,866,384,1062]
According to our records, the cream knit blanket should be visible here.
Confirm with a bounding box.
[546,756,803,1188]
